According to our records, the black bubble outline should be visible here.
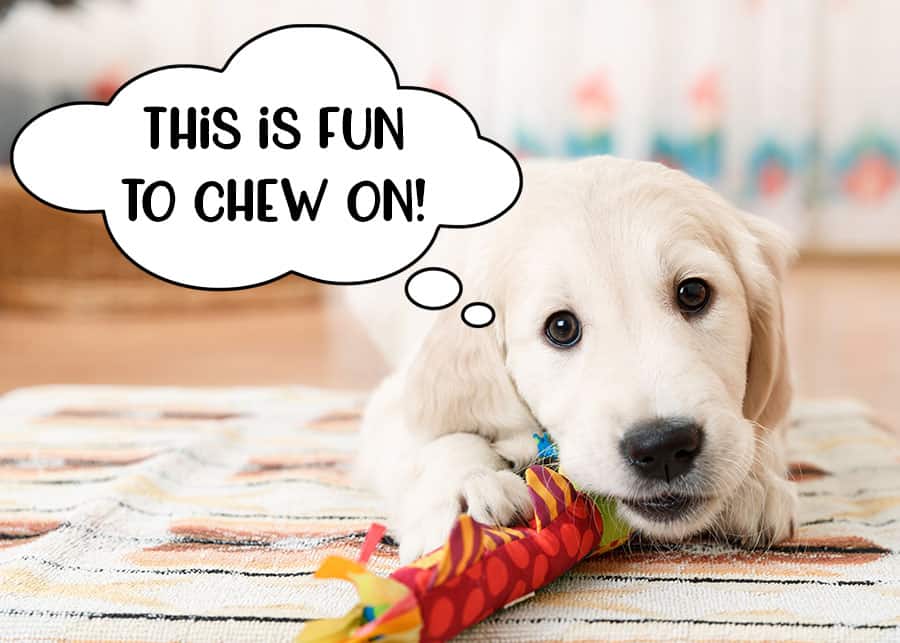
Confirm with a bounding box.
[8,23,523,292]
[461,302,496,328]
[403,266,463,311]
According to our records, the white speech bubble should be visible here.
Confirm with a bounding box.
[10,25,521,290]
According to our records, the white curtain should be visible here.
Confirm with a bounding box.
[2,0,898,249]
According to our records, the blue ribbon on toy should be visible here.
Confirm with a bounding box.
[532,431,558,460]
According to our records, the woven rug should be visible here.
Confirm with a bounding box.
[0,386,898,642]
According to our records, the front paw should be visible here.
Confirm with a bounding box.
[717,468,797,549]
[493,433,539,471]
[394,468,531,563]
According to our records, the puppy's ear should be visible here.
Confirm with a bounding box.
[737,213,795,430]
[402,305,536,439]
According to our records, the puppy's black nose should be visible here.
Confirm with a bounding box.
[620,417,703,483]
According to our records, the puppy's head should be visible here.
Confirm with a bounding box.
[405,157,792,540]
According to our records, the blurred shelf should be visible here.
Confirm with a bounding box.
[0,167,319,313]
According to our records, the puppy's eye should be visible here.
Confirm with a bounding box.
[676,278,711,314]
[544,310,581,347]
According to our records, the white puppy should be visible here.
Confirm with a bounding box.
[348,156,796,563]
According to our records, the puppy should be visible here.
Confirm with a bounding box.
[349,156,797,563]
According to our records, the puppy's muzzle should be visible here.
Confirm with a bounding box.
[620,417,703,483]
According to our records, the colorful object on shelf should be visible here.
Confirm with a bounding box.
[749,139,794,198]
[835,132,899,203]
[297,458,631,642]
[651,131,722,183]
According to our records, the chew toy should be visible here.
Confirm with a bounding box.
[298,435,630,642]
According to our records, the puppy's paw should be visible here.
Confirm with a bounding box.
[395,468,531,563]
[718,468,797,549]
[396,499,461,564]
[462,469,532,526]
[493,434,539,471]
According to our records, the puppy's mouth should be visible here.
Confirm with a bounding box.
[619,494,706,522]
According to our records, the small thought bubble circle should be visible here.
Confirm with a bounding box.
[461,302,495,328]
[404,267,462,310]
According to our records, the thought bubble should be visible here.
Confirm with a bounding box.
[405,268,496,328]
[461,303,496,328]
[404,267,462,310]
[10,25,521,292]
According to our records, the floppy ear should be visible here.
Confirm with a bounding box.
[402,305,537,440]
[737,213,795,430]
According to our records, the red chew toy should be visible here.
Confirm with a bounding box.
[298,465,631,642]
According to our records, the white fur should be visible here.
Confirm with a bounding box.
[349,156,797,562]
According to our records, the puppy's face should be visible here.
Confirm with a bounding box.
[478,158,789,540]
[406,157,791,542]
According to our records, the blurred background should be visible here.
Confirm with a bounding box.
[1,1,898,428]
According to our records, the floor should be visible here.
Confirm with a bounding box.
[2,258,899,431]
[782,258,900,431]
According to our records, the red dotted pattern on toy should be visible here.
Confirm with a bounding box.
[462,588,485,623]
[537,529,560,556]
[395,506,604,643]
[570,496,590,519]
[506,539,529,569]
[560,523,580,557]
[485,556,508,595]
[427,596,454,640]
[532,553,549,587]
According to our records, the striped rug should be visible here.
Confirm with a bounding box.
[0,386,897,641]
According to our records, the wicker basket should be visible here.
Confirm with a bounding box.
[0,168,319,312]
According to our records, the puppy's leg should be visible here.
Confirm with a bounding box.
[494,432,542,470]
[356,375,532,563]
[394,433,531,562]
[716,429,797,548]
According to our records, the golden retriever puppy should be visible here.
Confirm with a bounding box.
[349,156,796,563]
